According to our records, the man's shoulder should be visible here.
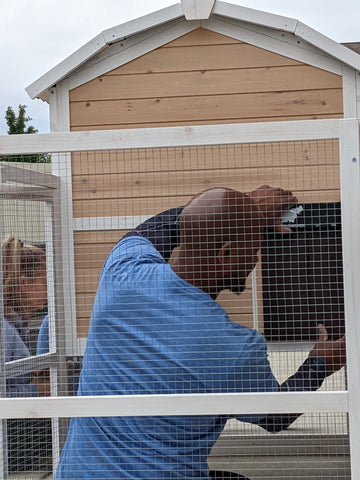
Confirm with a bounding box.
[111,236,164,261]
[228,323,267,349]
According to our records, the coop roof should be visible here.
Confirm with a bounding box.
[26,0,360,102]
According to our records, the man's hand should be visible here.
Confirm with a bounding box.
[309,324,346,376]
[249,185,298,233]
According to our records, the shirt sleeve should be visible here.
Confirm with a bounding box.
[256,356,326,432]
[37,315,50,355]
[4,320,39,398]
[232,331,279,424]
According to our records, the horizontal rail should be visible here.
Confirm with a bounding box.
[5,352,57,378]
[0,391,348,419]
[0,164,59,188]
[0,119,341,155]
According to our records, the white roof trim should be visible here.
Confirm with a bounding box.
[26,3,183,100]
[101,3,182,44]
[26,0,360,102]
[213,1,360,71]
[26,33,107,100]
[294,21,360,71]
[181,0,215,20]
[213,1,298,32]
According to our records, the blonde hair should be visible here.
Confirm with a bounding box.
[2,236,46,318]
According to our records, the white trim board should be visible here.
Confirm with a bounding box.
[74,215,153,232]
[339,118,360,478]
[0,391,348,420]
[0,119,342,156]
[205,16,343,76]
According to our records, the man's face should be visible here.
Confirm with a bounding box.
[220,235,261,296]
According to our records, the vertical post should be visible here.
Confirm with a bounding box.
[339,118,360,479]
[0,197,8,479]
[51,185,70,469]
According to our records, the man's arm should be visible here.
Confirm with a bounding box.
[257,324,346,432]
[122,184,297,259]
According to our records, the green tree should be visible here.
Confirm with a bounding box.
[3,105,50,163]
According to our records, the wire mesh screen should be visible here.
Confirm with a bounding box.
[0,160,55,477]
[0,133,351,479]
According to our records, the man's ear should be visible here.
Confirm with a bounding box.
[20,275,31,292]
[217,241,237,273]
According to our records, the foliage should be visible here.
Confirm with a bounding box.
[2,105,51,163]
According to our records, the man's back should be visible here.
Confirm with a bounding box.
[55,237,276,479]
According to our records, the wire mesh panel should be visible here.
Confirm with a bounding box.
[0,120,358,480]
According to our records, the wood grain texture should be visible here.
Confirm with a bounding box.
[70,114,341,131]
[71,140,340,176]
[69,66,341,102]
[70,90,343,127]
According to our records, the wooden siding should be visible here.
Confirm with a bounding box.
[69,28,343,337]
[69,28,343,130]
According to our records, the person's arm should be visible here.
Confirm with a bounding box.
[122,185,296,259]
[36,314,49,355]
[257,324,346,432]
[4,320,39,397]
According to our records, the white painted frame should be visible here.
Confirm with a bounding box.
[339,118,360,479]
[1,118,359,478]
[0,391,348,420]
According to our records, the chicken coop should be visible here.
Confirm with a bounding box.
[1,1,360,479]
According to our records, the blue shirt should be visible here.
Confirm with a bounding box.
[55,237,278,479]
[4,319,38,397]
[37,315,49,355]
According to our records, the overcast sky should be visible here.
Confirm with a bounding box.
[0,0,359,135]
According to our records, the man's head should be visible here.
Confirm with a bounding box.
[169,188,263,299]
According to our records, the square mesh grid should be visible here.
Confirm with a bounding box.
[0,137,350,479]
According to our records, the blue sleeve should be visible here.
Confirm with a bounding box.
[6,382,38,398]
[4,319,30,361]
[37,315,49,355]
[4,319,39,398]
[232,332,279,424]
[231,331,327,429]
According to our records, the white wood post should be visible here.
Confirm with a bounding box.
[339,118,360,480]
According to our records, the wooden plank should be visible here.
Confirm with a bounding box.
[72,189,341,218]
[71,140,340,176]
[69,90,343,127]
[71,165,340,201]
[74,230,126,244]
[106,43,301,76]
[69,113,342,131]
[162,27,242,47]
[69,65,342,102]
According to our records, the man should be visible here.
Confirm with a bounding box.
[55,186,345,479]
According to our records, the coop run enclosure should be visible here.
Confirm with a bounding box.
[0,119,360,479]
